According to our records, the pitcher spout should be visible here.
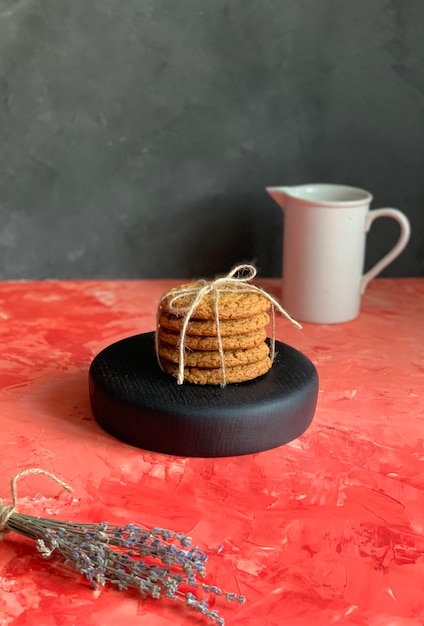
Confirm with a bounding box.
[265,186,296,208]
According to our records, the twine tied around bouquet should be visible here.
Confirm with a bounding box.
[0,470,246,620]
[0,468,72,539]
[156,264,302,386]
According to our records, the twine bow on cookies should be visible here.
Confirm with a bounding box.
[156,264,301,386]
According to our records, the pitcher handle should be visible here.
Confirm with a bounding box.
[360,208,411,294]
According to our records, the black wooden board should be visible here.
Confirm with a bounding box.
[89,332,318,457]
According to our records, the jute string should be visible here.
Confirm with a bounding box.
[155,264,302,386]
[0,468,72,538]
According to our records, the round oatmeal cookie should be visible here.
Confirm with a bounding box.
[160,356,272,385]
[157,342,269,368]
[158,311,270,336]
[157,327,267,351]
[159,282,271,320]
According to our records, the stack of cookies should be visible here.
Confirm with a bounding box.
[156,281,272,385]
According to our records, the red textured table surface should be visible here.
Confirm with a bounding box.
[0,278,423,626]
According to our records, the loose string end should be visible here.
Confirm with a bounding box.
[1,468,73,540]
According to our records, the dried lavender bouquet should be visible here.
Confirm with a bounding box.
[0,469,245,625]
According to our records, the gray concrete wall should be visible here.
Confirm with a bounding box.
[0,0,423,279]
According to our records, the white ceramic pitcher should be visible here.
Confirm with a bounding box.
[266,184,411,324]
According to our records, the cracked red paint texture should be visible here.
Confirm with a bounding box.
[0,278,423,625]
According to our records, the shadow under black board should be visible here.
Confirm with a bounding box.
[28,369,104,437]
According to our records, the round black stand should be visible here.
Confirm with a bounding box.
[89,332,318,457]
